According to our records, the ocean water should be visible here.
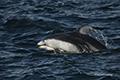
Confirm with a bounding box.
[0,0,120,80]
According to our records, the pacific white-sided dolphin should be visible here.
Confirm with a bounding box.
[36,25,107,53]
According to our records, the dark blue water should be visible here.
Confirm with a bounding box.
[0,0,120,80]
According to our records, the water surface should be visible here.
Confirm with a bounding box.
[0,0,120,80]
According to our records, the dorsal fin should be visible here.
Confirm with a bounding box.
[76,25,93,34]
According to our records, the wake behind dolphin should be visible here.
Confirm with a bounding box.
[36,25,107,53]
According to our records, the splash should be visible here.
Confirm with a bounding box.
[87,29,114,49]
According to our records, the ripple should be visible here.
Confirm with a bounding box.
[0,0,120,80]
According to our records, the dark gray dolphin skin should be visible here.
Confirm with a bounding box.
[36,25,107,53]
